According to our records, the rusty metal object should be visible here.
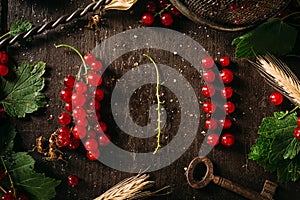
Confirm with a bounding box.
[186,157,278,200]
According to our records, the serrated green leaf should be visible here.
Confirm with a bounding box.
[10,20,32,37]
[0,62,47,118]
[283,138,300,159]
[0,122,16,155]
[277,159,300,183]
[6,152,61,200]
[232,18,298,58]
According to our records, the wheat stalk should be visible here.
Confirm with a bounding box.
[94,174,171,200]
[250,54,300,107]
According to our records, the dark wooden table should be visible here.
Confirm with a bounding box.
[1,0,300,199]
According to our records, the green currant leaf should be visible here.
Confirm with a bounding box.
[0,122,16,156]
[0,62,47,118]
[232,18,298,58]
[6,152,61,200]
[249,112,300,183]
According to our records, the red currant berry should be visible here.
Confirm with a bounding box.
[99,121,107,132]
[99,134,111,146]
[146,1,157,13]
[294,127,300,140]
[0,170,6,181]
[65,103,72,112]
[229,4,238,12]
[60,87,72,103]
[202,56,215,69]
[206,134,219,146]
[71,93,86,107]
[297,117,300,127]
[205,118,218,130]
[201,84,215,98]
[203,101,216,114]
[203,70,215,82]
[170,6,181,17]
[89,130,99,138]
[75,117,88,127]
[58,112,72,125]
[57,133,71,147]
[91,60,102,71]
[269,92,283,105]
[0,51,9,64]
[222,87,233,99]
[17,195,29,200]
[224,102,235,114]
[95,123,104,134]
[68,174,79,187]
[58,126,71,136]
[88,72,102,86]
[0,65,9,76]
[158,0,169,8]
[89,100,101,111]
[221,133,235,147]
[75,81,87,94]
[64,75,75,89]
[141,12,155,26]
[87,149,100,160]
[84,54,96,65]
[219,117,232,129]
[94,88,104,101]
[72,126,87,139]
[1,193,13,200]
[220,69,234,84]
[161,13,174,27]
[219,56,230,67]
[0,108,6,118]
[73,107,87,121]
[84,138,98,151]
[68,138,81,150]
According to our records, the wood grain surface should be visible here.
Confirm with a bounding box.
[1,0,300,199]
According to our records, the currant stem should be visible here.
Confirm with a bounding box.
[155,4,171,17]
[143,54,163,154]
[0,32,11,41]
[278,106,299,120]
[0,156,16,197]
[0,102,11,105]
[0,185,6,193]
[281,11,300,21]
[55,44,88,78]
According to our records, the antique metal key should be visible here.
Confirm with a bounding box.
[186,157,278,200]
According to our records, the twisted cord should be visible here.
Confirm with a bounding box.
[0,0,111,48]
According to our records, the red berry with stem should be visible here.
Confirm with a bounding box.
[0,51,9,64]
[1,193,13,200]
[219,56,230,67]
[205,118,218,130]
[99,121,107,132]
[170,6,181,17]
[161,13,174,27]
[17,195,29,200]
[0,170,6,181]
[75,81,87,94]
[68,138,81,150]
[91,60,102,71]
[57,133,70,147]
[94,88,104,101]
[84,138,98,151]
[75,117,88,127]
[73,107,87,121]
[297,117,300,127]
[65,103,72,112]
[224,101,235,114]
[229,4,238,12]
[84,54,96,65]
[206,134,219,146]
[87,149,100,160]
[146,1,157,13]
[202,56,215,69]
[58,112,72,125]
[99,134,111,146]
[0,108,6,118]
[294,128,300,140]
[141,12,155,26]
[58,126,71,136]
[158,0,169,8]
[201,84,215,98]
[219,117,232,129]
[60,88,72,103]
[89,100,101,111]
[220,69,234,84]
[0,65,9,76]
[68,175,79,187]
[64,75,75,89]
[87,130,98,138]
[221,133,235,147]
[203,101,216,114]
[203,70,215,82]
[88,72,102,86]
[72,126,87,139]
[269,92,283,105]
[222,87,233,99]
[72,93,86,107]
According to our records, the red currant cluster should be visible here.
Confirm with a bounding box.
[67,174,79,187]
[58,53,110,161]
[141,0,181,27]
[201,56,236,147]
[0,51,9,77]
[0,170,28,200]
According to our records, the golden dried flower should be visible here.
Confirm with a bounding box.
[104,0,138,10]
